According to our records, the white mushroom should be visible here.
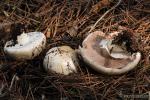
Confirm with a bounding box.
[4,32,46,60]
[43,46,78,75]
[79,31,141,75]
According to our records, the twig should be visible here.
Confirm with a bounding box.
[0,83,8,98]
[88,0,122,33]
[9,74,17,91]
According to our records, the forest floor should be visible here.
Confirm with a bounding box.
[0,0,150,99]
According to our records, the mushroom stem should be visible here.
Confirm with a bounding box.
[17,32,29,45]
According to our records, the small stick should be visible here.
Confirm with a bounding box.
[88,0,122,33]
[9,74,17,91]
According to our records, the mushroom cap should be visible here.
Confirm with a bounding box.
[4,32,46,60]
[43,46,78,75]
[79,31,141,75]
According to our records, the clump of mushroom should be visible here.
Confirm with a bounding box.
[43,46,78,75]
[4,32,46,60]
[79,31,141,75]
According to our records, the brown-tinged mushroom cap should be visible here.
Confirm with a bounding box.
[79,31,141,75]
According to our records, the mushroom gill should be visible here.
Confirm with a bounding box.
[79,31,141,75]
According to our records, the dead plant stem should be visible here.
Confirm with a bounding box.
[9,74,16,91]
[89,0,122,33]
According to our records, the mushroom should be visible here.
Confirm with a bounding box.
[4,32,46,60]
[79,31,141,75]
[43,46,78,75]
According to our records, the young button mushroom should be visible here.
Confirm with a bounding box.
[79,31,141,75]
[4,32,46,60]
[43,46,78,75]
